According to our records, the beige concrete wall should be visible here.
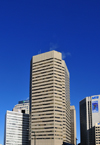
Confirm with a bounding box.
[32,50,62,63]
[30,50,71,145]
[31,139,63,145]
[70,106,76,145]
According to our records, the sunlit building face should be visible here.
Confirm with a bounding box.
[29,50,71,145]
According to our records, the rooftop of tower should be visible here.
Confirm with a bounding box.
[31,50,70,77]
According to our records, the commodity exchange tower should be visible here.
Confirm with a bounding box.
[29,50,71,145]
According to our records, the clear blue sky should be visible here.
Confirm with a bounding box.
[0,0,100,144]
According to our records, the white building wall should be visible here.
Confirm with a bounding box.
[4,111,29,145]
[91,95,100,126]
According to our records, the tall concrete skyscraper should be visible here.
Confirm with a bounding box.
[29,50,71,145]
[70,106,76,145]
[80,95,100,145]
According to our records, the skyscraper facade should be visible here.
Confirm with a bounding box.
[70,106,76,145]
[4,111,29,145]
[29,50,71,145]
[4,100,29,145]
[80,95,100,145]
